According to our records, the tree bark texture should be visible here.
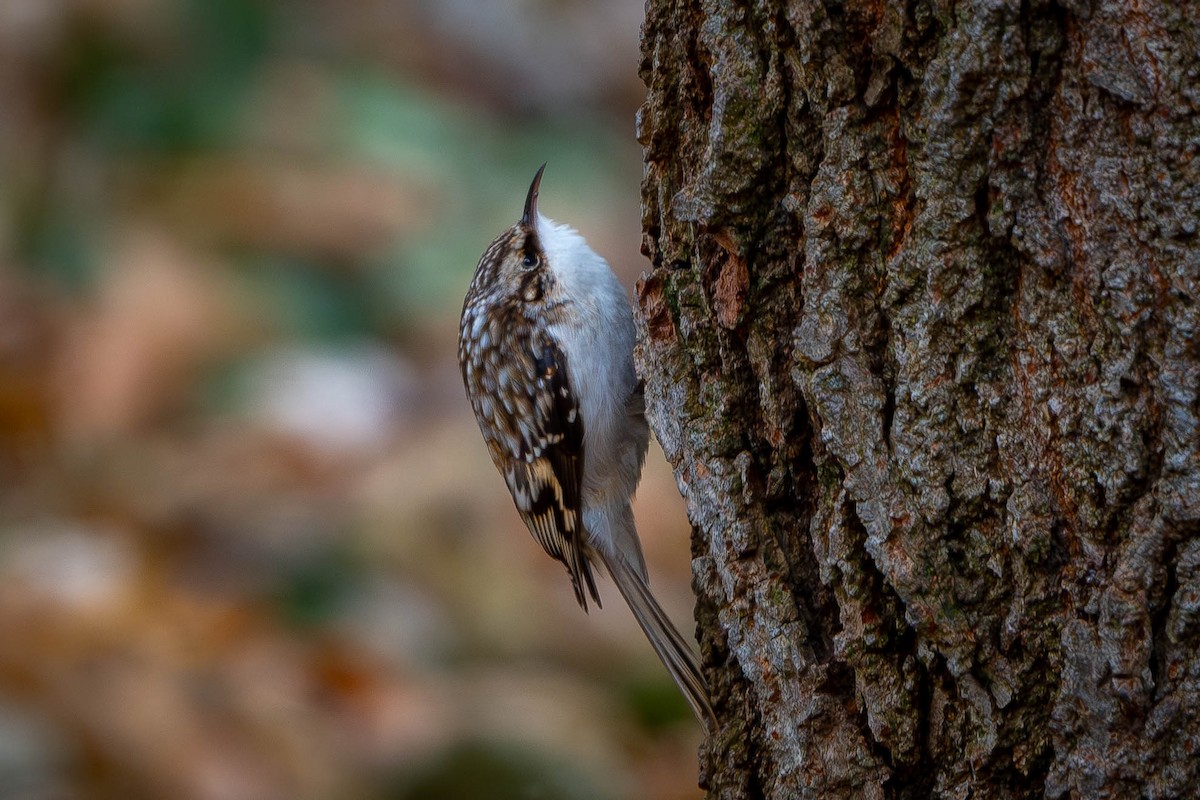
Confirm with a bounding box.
[635,1,1199,797]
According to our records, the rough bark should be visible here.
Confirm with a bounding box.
[635,1,1200,797]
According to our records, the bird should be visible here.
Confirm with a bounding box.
[457,164,715,731]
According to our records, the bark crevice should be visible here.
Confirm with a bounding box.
[638,1,1199,796]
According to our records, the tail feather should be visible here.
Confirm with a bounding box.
[598,548,717,733]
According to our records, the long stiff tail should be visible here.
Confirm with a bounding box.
[597,548,717,733]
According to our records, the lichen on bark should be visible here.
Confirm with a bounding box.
[636,1,1200,797]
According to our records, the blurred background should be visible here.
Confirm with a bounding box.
[0,1,706,798]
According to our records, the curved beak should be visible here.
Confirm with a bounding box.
[521,163,547,227]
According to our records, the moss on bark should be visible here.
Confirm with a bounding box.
[637,1,1200,797]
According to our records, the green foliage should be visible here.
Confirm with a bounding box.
[622,672,693,731]
[242,256,384,341]
[392,741,610,800]
[278,542,362,629]
[17,207,96,290]
[61,0,271,153]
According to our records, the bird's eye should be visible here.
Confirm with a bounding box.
[522,253,539,269]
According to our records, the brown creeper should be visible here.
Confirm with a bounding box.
[458,165,715,731]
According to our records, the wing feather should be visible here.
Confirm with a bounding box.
[499,335,599,609]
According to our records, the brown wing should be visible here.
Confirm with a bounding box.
[502,335,600,610]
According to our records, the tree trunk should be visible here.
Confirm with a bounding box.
[635,1,1200,797]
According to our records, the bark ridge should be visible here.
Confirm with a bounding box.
[636,1,1200,797]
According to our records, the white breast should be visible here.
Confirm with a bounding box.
[536,214,640,502]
